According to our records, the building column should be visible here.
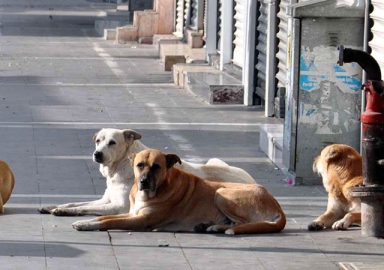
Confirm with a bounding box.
[243,0,258,105]
[265,0,277,116]
[220,0,233,70]
[205,0,218,61]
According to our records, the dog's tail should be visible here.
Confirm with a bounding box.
[226,210,286,235]
[206,158,229,167]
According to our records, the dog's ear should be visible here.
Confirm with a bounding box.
[92,131,99,142]
[128,153,136,166]
[123,129,142,142]
[325,147,341,163]
[166,154,182,169]
[313,156,319,173]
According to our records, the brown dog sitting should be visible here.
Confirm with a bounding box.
[0,160,15,214]
[72,149,286,235]
[308,144,362,231]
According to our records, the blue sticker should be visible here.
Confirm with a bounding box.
[299,51,361,92]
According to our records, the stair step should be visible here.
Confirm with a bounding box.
[186,72,243,104]
[173,63,220,88]
[104,29,117,40]
[95,19,131,37]
[153,34,182,50]
[116,25,138,41]
[259,124,286,170]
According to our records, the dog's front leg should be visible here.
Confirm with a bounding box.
[0,193,4,214]
[308,196,344,231]
[40,200,103,214]
[39,191,110,214]
[51,203,127,216]
[72,214,154,231]
[332,212,361,230]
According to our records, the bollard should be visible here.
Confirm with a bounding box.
[338,45,384,238]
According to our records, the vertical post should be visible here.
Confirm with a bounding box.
[197,0,205,31]
[283,17,300,177]
[220,0,234,70]
[205,0,218,61]
[361,0,370,154]
[243,0,258,105]
[265,0,277,117]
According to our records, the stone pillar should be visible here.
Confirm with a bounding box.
[156,0,175,34]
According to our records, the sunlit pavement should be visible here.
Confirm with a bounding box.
[0,1,383,269]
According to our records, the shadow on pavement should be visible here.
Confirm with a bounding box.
[0,241,85,258]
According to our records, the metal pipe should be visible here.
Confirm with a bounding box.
[340,46,384,237]
[361,0,371,154]
[353,81,384,238]
[338,45,382,81]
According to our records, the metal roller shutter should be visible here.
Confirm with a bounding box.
[276,0,290,88]
[190,0,199,30]
[371,0,384,79]
[175,0,186,37]
[203,0,207,40]
[184,0,191,30]
[217,0,223,51]
[255,0,268,99]
[233,0,246,67]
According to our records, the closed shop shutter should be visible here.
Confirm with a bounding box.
[276,0,290,88]
[175,0,186,37]
[190,0,199,30]
[217,0,223,51]
[203,0,208,40]
[255,0,268,99]
[184,0,191,30]
[233,0,246,67]
[371,0,384,79]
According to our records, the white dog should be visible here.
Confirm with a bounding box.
[39,128,255,216]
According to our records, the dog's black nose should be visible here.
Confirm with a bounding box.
[93,152,103,162]
[139,175,150,190]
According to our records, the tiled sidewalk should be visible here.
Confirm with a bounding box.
[0,1,383,269]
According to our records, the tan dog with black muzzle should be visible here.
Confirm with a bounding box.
[72,149,286,235]
[0,160,15,214]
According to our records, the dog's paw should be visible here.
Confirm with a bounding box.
[51,208,76,216]
[224,229,235,235]
[193,222,215,233]
[332,219,350,230]
[206,225,223,233]
[38,208,52,214]
[308,220,325,231]
[38,206,57,214]
[72,220,99,231]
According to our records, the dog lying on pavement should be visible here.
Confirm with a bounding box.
[39,128,256,216]
[72,149,286,234]
[308,144,362,231]
[0,160,14,214]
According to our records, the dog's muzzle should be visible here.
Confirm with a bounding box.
[139,175,156,191]
[93,151,103,163]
